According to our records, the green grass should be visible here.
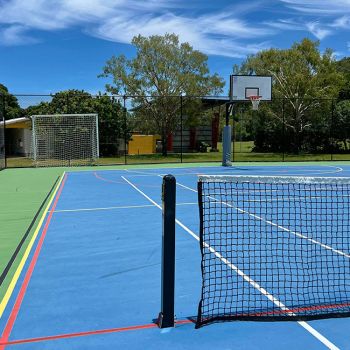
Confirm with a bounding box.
[5,141,350,168]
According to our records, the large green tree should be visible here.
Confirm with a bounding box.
[25,90,128,156]
[240,39,344,153]
[336,57,350,100]
[99,33,224,155]
[0,84,23,120]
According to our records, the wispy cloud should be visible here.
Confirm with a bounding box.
[332,15,350,29]
[306,21,332,40]
[0,0,272,57]
[280,0,350,15]
[0,25,39,45]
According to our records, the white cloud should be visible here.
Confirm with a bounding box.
[306,21,332,40]
[0,0,272,57]
[280,0,350,14]
[264,19,304,31]
[332,16,350,28]
[0,25,38,45]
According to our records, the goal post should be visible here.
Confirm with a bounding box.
[31,114,99,167]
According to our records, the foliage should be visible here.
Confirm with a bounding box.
[0,84,23,120]
[334,100,350,150]
[100,33,224,155]
[336,57,350,100]
[25,90,130,156]
[239,39,344,153]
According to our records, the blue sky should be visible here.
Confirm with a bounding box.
[0,0,349,95]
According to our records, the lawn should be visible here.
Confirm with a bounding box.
[5,141,350,167]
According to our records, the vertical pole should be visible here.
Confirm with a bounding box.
[32,116,37,165]
[231,103,234,163]
[2,94,7,169]
[330,99,334,161]
[222,103,232,166]
[282,98,285,162]
[123,96,127,165]
[158,174,176,328]
[180,95,183,164]
[95,114,99,163]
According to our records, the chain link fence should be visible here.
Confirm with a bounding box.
[1,93,350,168]
[0,94,5,170]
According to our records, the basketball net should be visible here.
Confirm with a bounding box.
[249,96,262,110]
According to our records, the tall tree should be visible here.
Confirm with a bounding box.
[99,33,224,155]
[0,84,23,120]
[336,57,350,100]
[25,90,128,156]
[240,39,344,153]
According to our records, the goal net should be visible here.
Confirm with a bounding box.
[31,114,99,167]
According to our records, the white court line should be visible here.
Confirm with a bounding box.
[52,202,197,213]
[123,175,339,350]
[175,181,350,260]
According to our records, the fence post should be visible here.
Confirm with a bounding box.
[282,98,285,162]
[330,99,334,161]
[180,95,183,163]
[123,95,127,165]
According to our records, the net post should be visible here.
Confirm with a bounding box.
[157,174,176,328]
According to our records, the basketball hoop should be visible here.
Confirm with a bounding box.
[249,96,262,110]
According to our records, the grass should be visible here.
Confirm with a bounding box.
[5,141,350,168]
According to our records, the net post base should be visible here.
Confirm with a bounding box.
[157,312,175,328]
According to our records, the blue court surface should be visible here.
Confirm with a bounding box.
[1,164,350,349]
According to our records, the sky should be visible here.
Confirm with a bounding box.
[0,0,350,95]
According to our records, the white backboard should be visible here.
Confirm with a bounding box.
[230,75,272,101]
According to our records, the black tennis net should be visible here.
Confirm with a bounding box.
[196,175,350,328]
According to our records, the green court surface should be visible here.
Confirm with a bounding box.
[0,168,64,301]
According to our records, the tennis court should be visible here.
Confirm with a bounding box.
[1,163,350,349]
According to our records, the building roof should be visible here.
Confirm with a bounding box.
[0,117,31,128]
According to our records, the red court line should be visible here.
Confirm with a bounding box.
[0,174,67,350]
[0,320,193,347]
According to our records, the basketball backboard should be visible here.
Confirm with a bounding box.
[229,75,272,101]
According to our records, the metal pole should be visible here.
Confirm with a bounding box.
[330,99,334,161]
[180,96,183,163]
[123,96,127,165]
[158,174,176,328]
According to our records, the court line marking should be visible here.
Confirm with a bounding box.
[122,175,339,350]
[0,173,65,320]
[52,202,197,213]
[175,181,350,260]
[0,319,192,347]
[0,173,67,349]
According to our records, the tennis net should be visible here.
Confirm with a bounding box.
[196,175,350,328]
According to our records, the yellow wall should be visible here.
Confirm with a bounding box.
[6,121,31,129]
[128,134,160,155]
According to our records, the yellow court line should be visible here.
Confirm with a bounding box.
[0,172,66,319]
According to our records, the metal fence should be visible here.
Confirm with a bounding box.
[1,93,349,168]
[0,95,5,170]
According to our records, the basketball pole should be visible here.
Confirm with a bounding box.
[222,102,233,167]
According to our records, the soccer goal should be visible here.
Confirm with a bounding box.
[31,114,99,167]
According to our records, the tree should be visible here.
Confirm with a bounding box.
[240,39,344,153]
[99,33,224,155]
[336,57,350,100]
[25,90,129,157]
[0,84,23,120]
[334,100,350,151]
